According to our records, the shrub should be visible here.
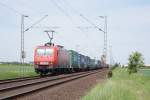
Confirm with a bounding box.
[128,52,144,74]
[107,70,113,78]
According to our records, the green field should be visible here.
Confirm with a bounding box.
[82,68,150,100]
[0,64,37,80]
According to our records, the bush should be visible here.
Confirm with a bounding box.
[128,52,144,74]
[107,70,113,78]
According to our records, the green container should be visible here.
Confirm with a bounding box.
[69,50,79,68]
[90,59,96,68]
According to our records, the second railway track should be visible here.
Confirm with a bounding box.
[0,76,40,84]
[0,69,103,100]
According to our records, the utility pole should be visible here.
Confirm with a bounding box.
[99,16,107,67]
[20,15,28,64]
[20,15,28,77]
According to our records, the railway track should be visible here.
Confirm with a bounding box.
[0,74,67,85]
[0,76,40,84]
[0,69,102,100]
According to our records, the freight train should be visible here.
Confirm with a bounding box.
[34,43,102,76]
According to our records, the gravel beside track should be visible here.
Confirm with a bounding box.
[0,70,102,100]
[15,68,108,100]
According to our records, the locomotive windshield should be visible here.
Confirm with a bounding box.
[37,48,54,56]
[45,49,54,55]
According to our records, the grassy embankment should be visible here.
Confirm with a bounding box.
[0,64,37,80]
[82,68,150,100]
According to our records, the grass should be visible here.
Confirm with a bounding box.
[0,64,37,80]
[82,68,150,100]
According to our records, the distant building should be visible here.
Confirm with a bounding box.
[122,64,128,67]
[145,64,150,67]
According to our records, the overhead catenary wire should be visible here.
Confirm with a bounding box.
[58,0,89,29]
[49,0,74,23]
[0,1,46,22]
[56,0,72,14]
[48,0,87,32]
[47,0,89,33]
[59,0,90,26]
[61,0,80,16]
[60,0,104,32]
[80,14,105,33]
[0,1,49,31]
[0,2,22,15]
[0,1,34,23]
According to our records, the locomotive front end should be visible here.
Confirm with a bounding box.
[34,46,56,75]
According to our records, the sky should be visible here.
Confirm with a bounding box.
[0,0,149,64]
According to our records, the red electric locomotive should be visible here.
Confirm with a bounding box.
[34,43,70,75]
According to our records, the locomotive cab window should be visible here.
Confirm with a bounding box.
[37,48,54,56]
[45,49,54,56]
[37,49,45,55]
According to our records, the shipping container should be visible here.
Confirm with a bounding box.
[85,56,90,68]
[90,59,96,69]
[68,50,79,68]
